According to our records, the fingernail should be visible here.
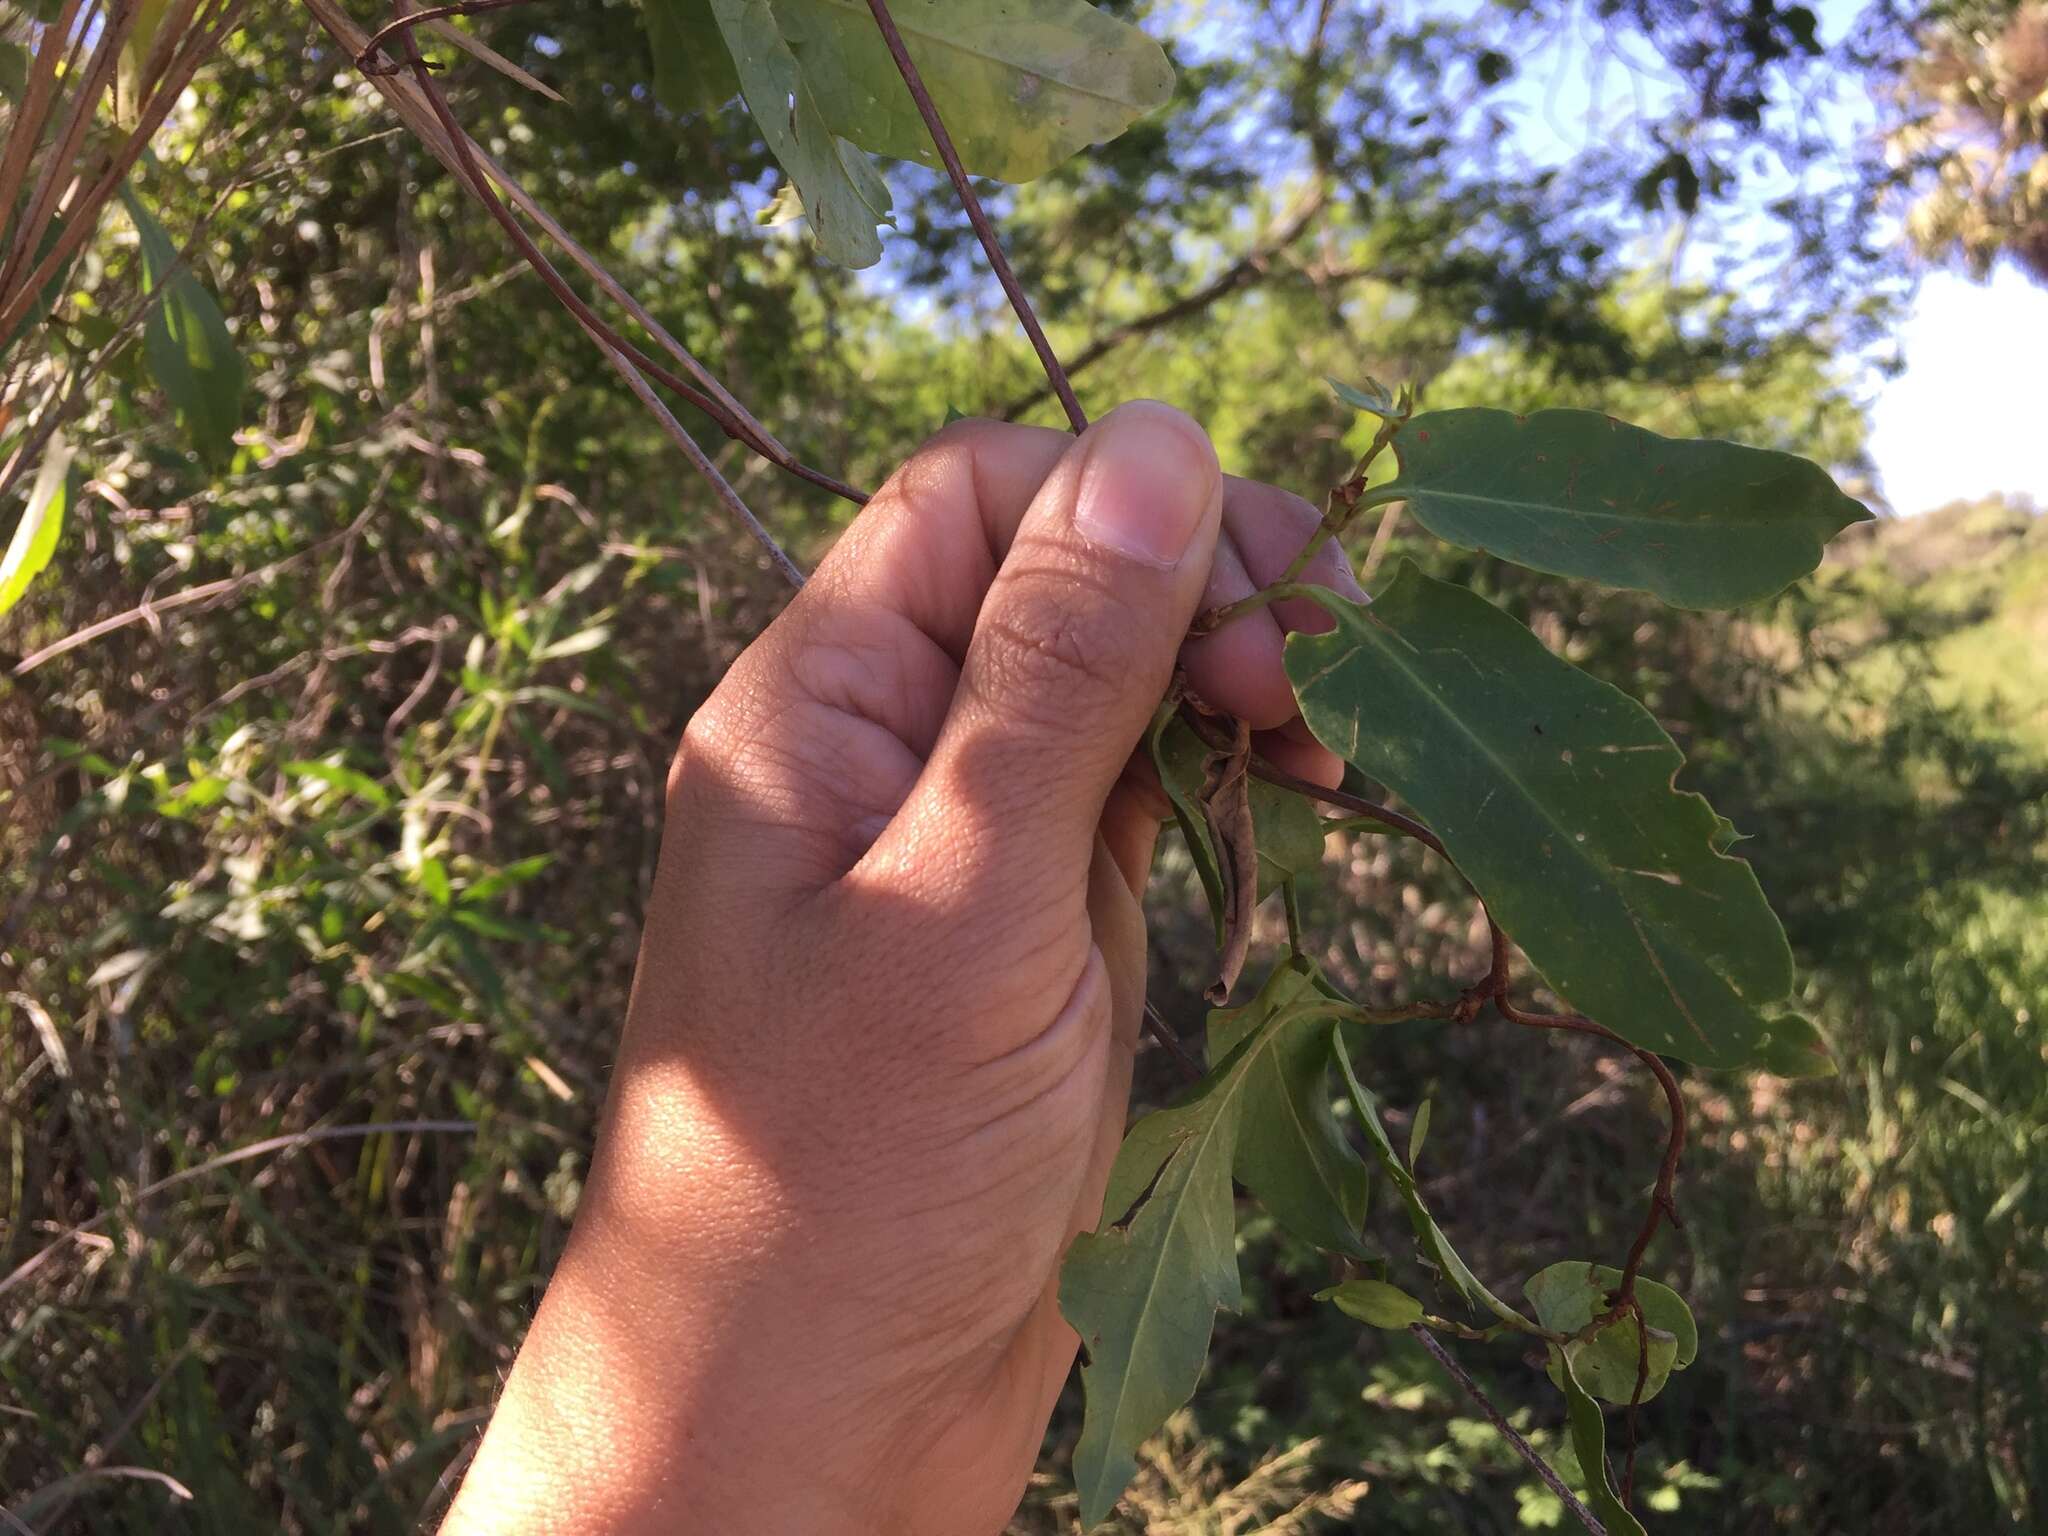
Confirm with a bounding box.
[1073,401,1220,569]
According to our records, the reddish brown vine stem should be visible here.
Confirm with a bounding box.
[862,0,1090,435]
[354,0,869,519]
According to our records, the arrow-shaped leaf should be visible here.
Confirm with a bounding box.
[1060,982,1341,1526]
[1371,407,1870,609]
[1526,1260,1698,1405]
[1287,563,1795,1067]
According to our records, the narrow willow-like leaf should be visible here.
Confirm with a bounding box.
[1553,1345,1651,1536]
[121,182,245,464]
[1060,992,1333,1526]
[1318,1277,1423,1329]
[1373,408,1870,609]
[709,0,893,268]
[1207,961,1371,1258]
[1288,564,1796,1067]
[642,0,740,112]
[1331,1031,1534,1329]
[1526,1261,1697,1405]
[0,435,71,616]
[768,0,1174,183]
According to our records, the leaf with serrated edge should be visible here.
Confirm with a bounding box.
[1060,987,1338,1526]
[1207,961,1371,1258]
[1287,564,1795,1067]
[1380,408,1869,609]
[766,0,1173,183]
[709,0,892,268]
[1331,1030,1533,1329]
[1552,1344,1650,1536]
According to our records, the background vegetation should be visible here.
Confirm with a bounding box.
[2,2,2043,1532]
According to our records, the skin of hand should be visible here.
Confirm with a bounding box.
[442,402,1365,1536]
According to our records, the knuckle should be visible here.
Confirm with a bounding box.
[974,573,1135,724]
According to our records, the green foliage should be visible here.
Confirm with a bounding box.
[1317,1277,1425,1330]
[1554,1345,1650,1536]
[1370,407,1872,609]
[766,0,1174,181]
[708,0,896,267]
[1526,1262,1698,1405]
[119,180,244,465]
[1205,961,1371,1260]
[1285,564,1798,1068]
[641,0,740,113]
[1060,989,1289,1527]
[4,5,2042,1534]
[0,434,68,615]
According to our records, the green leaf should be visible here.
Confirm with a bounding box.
[1526,1261,1697,1405]
[0,434,71,617]
[1207,961,1371,1258]
[120,181,245,463]
[1251,778,1326,895]
[1552,1345,1650,1536]
[1060,988,1337,1526]
[283,759,392,809]
[1407,1097,1432,1170]
[641,0,740,114]
[1331,1030,1533,1329]
[1287,564,1795,1068]
[1150,705,1227,944]
[1379,408,1870,609]
[1750,1011,1835,1078]
[1318,1277,1423,1329]
[116,0,176,125]
[707,0,894,268]
[765,0,1174,183]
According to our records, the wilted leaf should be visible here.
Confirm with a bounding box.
[642,0,739,113]
[767,0,1174,183]
[1287,564,1796,1067]
[1207,961,1371,1258]
[1377,408,1870,609]
[0,433,71,616]
[1318,1277,1424,1329]
[121,181,245,463]
[709,0,893,268]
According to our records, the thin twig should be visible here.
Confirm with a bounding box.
[1408,1325,1608,1536]
[1143,999,1204,1082]
[353,0,535,69]
[997,184,1337,422]
[863,0,1088,433]
[306,0,865,511]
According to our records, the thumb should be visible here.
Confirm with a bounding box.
[876,400,1222,912]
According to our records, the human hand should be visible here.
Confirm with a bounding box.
[444,402,1364,1535]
